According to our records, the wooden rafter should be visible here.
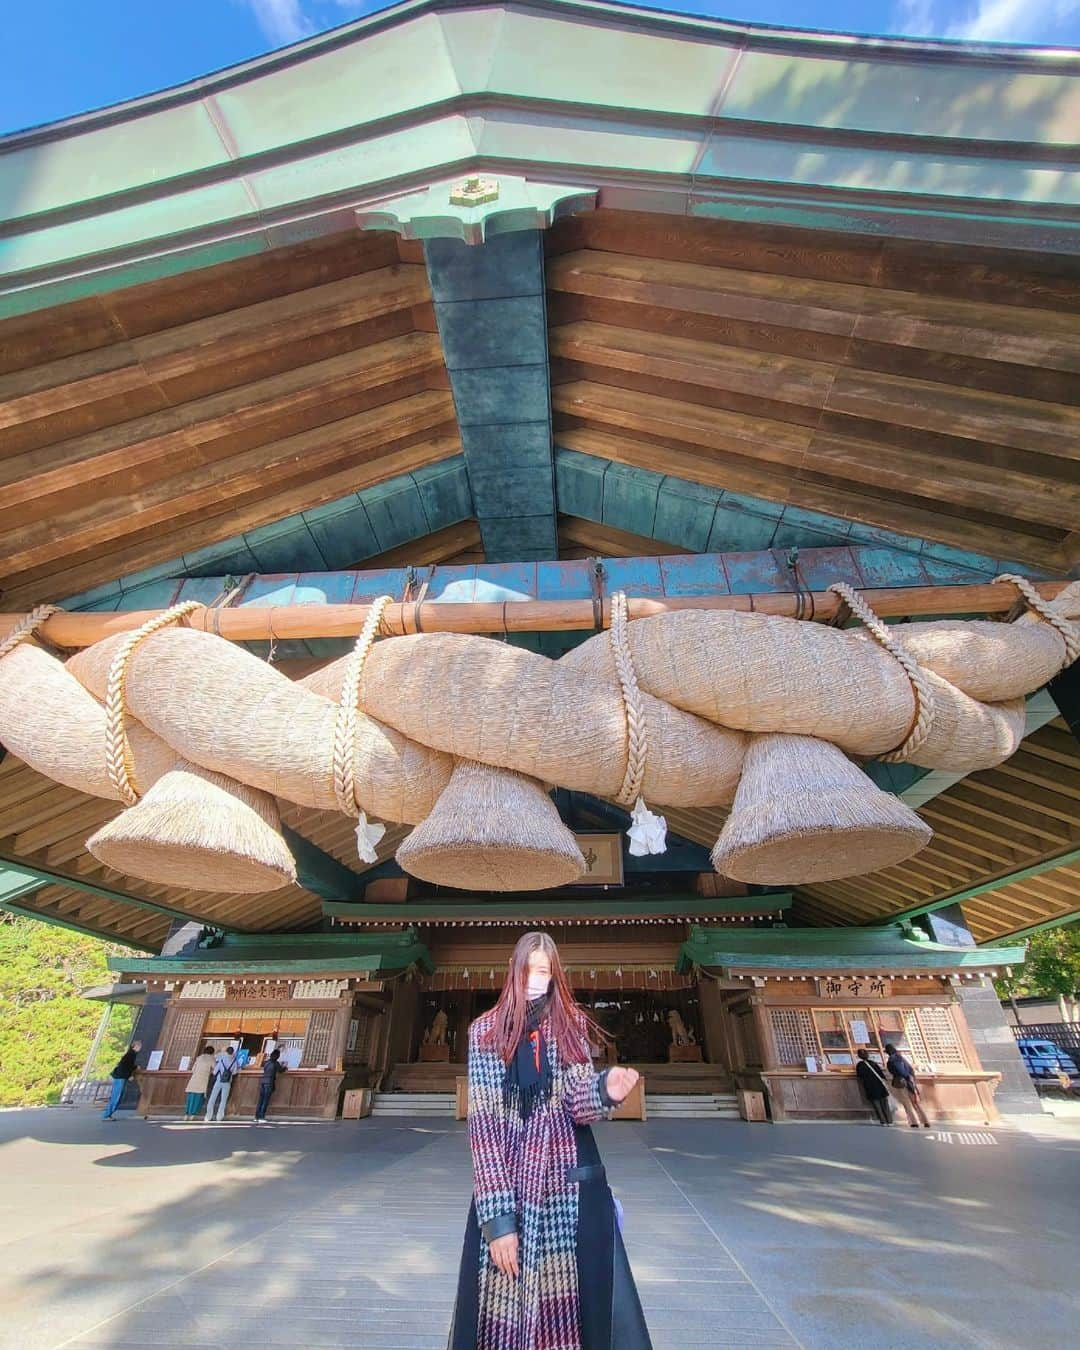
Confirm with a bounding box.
[547,211,1080,573]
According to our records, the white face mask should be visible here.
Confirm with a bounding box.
[526,971,551,1000]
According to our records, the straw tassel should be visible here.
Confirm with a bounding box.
[609,591,667,855]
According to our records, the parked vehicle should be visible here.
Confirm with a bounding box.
[1016,1038,1079,1080]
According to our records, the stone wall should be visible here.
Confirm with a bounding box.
[958,977,1043,1116]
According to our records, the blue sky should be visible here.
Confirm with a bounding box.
[2,0,1078,135]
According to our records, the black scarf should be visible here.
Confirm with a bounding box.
[502,994,554,1121]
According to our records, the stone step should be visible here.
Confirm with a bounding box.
[371,1093,456,1116]
[646,1094,741,1119]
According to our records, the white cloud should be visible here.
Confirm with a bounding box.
[892,0,940,33]
[891,0,1078,43]
[946,0,1077,42]
[244,0,316,46]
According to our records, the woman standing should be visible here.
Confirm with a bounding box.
[183,1043,216,1120]
[448,931,652,1350]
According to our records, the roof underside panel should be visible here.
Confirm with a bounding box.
[546,210,1079,576]
[0,230,461,609]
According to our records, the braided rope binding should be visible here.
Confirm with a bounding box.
[609,591,649,807]
[827,582,936,763]
[104,601,203,806]
[994,573,1080,666]
[0,605,63,663]
[333,596,392,817]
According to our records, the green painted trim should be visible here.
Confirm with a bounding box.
[322,893,793,922]
[0,900,156,952]
[106,955,423,975]
[979,910,1080,944]
[0,869,46,906]
[107,926,433,975]
[280,827,367,903]
[0,858,247,932]
[676,922,1025,973]
[879,848,1080,925]
[109,951,432,978]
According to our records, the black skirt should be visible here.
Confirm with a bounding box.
[448,1125,652,1349]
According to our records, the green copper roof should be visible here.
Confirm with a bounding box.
[3,0,1077,317]
[677,924,1025,974]
[108,929,432,977]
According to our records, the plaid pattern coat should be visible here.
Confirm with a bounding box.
[467,1010,615,1350]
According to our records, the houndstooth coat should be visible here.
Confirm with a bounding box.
[448,1009,651,1350]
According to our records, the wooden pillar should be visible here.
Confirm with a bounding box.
[752,998,777,1070]
[697,977,727,1068]
[452,995,472,1063]
[330,996,353,1072]
[382,978,422,1087]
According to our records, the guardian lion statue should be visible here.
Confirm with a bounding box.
[667,1009,696,1046]
[423,1009,449,1046]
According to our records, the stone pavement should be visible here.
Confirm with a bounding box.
[0,1109,1076,1350]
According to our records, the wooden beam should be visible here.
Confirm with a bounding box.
[874,847,1080,925]
[362,520,482,570]
[557,514,690,559]
[1,578,1069,646]
[0,855,246,931]
[975,908,1080,944]
[0,898,158,951]
[2,425,462,607]
[554,420,1067,571]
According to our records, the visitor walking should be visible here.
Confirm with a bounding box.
[205,1044,240,1122]
[448,930,653,1349]
[855,1048,892,1125]
[885,1042,931,1127]
[101,1039,142,1120]
[184,1043,217,1119]
[254,1047,286,1122]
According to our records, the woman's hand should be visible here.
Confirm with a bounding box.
[605,1066,640,1103]
[489,1232,519,1278]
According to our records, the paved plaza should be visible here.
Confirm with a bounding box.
[0,1108,1076,1350]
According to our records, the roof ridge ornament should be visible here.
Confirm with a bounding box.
[356,174,597,245]
[449,176,499,207]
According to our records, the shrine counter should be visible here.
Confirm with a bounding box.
[135,1068,346,1120]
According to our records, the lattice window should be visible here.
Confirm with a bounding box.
[302,1009,336,1067]
[901,1011,932,1072]
[164,1011,205,1068]
[770,1009,817,1066]
[913,1008,966,1069]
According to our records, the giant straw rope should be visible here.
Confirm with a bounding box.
[0,578,1077,892]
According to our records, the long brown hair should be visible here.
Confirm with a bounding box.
[477,931,608,1066]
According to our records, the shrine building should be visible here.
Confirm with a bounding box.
[0,0,1077,1126]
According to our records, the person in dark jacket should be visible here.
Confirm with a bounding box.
[102,1040,142,1120]
[254,1048,286,1122]
[885,1043,931,1127]
[855,1049,892,1125]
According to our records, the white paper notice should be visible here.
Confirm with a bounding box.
[147,1050,164,1071]
[805,1055,818,1073]
[850,1020,870,1045]
[178,1056,191,1072]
